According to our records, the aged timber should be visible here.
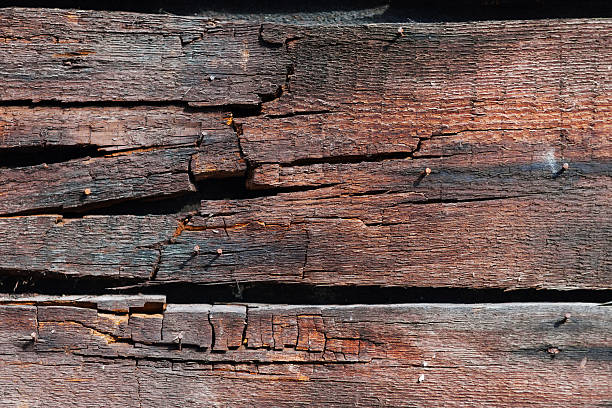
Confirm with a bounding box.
[0,9,610,289]
[0,7,610,407]
[0,295,610,407]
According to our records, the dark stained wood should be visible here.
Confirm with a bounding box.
[0,215,179,280]
[0,184,608,289]
[0,107,244,214]
[0,11,609,290]
[0,296,609,407]
[0,106,232,152]
[248,128,610,195]
[1,11,609,166]
[0,9,288,105]
[0,10,609,405]
[159,187,611,289]
[241,20,611,165]
[0,147,196,215]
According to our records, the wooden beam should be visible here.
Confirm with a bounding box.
[0,296,609,407]
[0,9,287,105]
[0,10,609,289]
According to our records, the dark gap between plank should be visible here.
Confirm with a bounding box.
[0,0,609,20]
[0,275,609,304]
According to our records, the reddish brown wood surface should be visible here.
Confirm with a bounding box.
[0,295,609,407]
[0,9,610,289]
[0,9,610,406]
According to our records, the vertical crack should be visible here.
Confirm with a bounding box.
[135,365,143,408]
[34,305,40,339]
[207,310,216,351]
[241,305,249,348]
[150,213,196,281]
[150,249,163,280]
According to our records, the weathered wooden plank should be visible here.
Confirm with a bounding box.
[241,20,611,165]
[0,182,608,289]
[0,294,166,313]
[154,187,610,289]
[1,13,609,209]
[0,8,288,105]
[0,106,245,213]
[0,297,609,407]
[0,147,195,215]
[0,215,179,280]
[0,10,608,290]
[0,106,231,151]
[249,128,611,195]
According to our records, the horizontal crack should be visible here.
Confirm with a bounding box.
[3,278,610,304]
[265,109,335,119]
[274,152,413,168]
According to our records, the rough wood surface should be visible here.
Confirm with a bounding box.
[0,8,610,407]
[0,106,231,151]
[0,215,179,279]
[0,9,287,105]
[0,295,609,407]
[1,147,196,214]
[163,187,611,289]
[1,182,608,288]
[0,107,243,214]
[0,9,609,290]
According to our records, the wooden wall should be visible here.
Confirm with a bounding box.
[0,5,610,407]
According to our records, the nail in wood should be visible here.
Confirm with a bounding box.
[413,168,432,187]
[173,332,184,351]
[553,162,569,178]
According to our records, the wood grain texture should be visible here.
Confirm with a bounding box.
[0,8,288,105]
[0,106,232,151]
[0,10,609,289]
[0,215,179,280]
[241,20,611,165]
[0,8,610,407]
[0,107,244,214]
[248,128,611,195]
[0,147,196,215]
[0,296,609,407]
[162,187,611,289]
[0,169,609,288]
